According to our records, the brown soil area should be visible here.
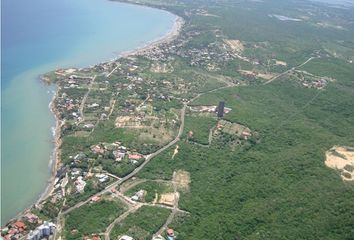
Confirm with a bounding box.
[325,146,354,181]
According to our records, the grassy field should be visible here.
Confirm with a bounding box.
[110,206,171,240]
[183,115,217,145]
[64,200,126,240]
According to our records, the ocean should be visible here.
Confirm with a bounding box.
[1,0,175,225]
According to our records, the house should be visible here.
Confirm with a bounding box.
[91,145,105,154]
[128,154,143,160]
[131,190,145,202]
[118,235,134,240]
[241,131,252,140]
[24,213,39,223]
[166,228,175,240]
[95,174,109,183]
[14,221,26,232]
[113,150,125,161]
[75,176,86,193]
[91,196,101,203]
[84,123,95,129]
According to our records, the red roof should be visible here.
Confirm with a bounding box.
[14,221,26,229]
[128,154,142,160]
[167,228,174,236]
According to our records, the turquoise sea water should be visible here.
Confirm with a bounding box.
[1,0,175,225]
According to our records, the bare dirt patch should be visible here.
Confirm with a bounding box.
[224,39,244,53]
[274,59,287,66]
[238,70,275,80]
[150,62,174,73]
[325,146,354,181]
[159,193,176,207]
[171,145,179,159]
[175,170,191,192]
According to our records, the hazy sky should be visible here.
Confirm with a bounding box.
[311,0,354,5]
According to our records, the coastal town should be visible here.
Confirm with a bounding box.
[2,0,354,239]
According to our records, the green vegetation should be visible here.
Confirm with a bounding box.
[110,206,171,240]
[44,0,354,238]
[184,115,216,145]
[64,200,126,240]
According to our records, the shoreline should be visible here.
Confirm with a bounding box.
[41,14,184,206]
[3,6,184,227]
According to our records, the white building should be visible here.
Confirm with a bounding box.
[119,235,134,240]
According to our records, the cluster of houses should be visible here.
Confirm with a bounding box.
[301,78,329,89]
[1,220,27,240]
[91,141,144,164]
[0,214,54,240]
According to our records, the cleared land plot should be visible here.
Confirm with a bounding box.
[325,146,354,181]
[125,180,173,203]
[224,39,245,53]
[110,206,171,240]
[218,120,251,137]
[175,170,191,192]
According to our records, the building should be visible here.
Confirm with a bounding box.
[27,230,40,240]
[24,213,39,223]
[217,101,225,118]
[118,235,134,240]
[128,154,143,160]
[166,228,175,240]
[75,176,87,193]
[26,222,56,240]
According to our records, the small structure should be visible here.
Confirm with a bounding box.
[217,101,225,118]
[131,190,145,202]
[91,196,101,203]
[118,235,134,240]
[128,154,143,161]
[95,173,109,183]
[75,176,86,193]
[166,228,175,240]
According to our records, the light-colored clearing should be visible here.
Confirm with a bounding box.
[274,60,287,66]
[175,170,191,192]
[171,145,179,159]
[239,70,275,80]
[159,193,176,207]
[224,39,244,53]
[325,146,354,181]
[150,63,174,73]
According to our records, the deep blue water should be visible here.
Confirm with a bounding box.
[1,0,175,225]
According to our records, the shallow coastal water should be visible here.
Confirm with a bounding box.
[1,0,175,225]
